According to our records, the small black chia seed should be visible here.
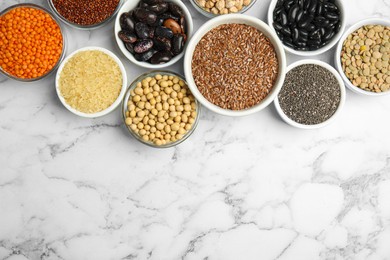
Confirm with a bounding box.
[278,64,341,125]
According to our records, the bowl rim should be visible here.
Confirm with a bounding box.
[184,13,286,117]
[267,0,346,57]
[274,59,346,129]
[55,46,128,118]
[334,17,390,96]
[114,0,193,69]
[188,0,258,18]
[0,3,67,82]
[121,70,201,148]
[47,0,123,30]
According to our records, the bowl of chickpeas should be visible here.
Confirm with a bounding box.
[122,71,200,148]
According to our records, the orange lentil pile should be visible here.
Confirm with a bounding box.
[0,7,63,79]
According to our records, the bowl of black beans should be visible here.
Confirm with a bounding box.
[268,0,345,56]
[115,0,193,69]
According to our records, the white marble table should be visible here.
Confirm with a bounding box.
[1,0,390,259]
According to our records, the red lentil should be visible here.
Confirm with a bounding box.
[0,6,63,79]
[52,0,120,26]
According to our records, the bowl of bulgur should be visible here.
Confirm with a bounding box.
[55,46,127,118]
[184,14,286,117]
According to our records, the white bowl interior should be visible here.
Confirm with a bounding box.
[334,17,390,96]
[267,0,346,56]
[274,59,346,129]
[56,46,128,118]
[114,0,193,69]
[184,14,286,117]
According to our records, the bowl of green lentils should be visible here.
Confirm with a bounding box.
[335,18,390,96]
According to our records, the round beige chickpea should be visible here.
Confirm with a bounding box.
[125,74,198,146]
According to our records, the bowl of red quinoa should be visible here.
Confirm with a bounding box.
[274,59,346,129]
[184,14,286,116]
[47,0,123,30]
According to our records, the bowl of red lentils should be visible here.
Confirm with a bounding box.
[47,0,123,30]
[0,3,66,82]
[184,14,286,117]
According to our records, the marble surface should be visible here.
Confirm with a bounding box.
[1,0,390,259]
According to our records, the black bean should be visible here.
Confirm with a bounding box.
[288,4,300,21]
[320,27,326,36]
[153,37,171,51]
[283,0,294,10]
[133,8,157,25]
[309,30,321,40]
[299,29,309,38]
[147,3,169,14]
[316,2,324,16]
[306,23,316,32]
[134,49,158,61]
[295,41,307,47]
[314,16,329,27]
[172,34,185,55]
[298,15,313,28]
[297,0,305,8]
[280,11,288,26]
[325,12,339,21]
[274,5,284,17]
[155,26,173,38]
[283,40,295,49]
[159,12,180,22]
[307,39,321,46]
[292,27,300,42]
[134,39,154,53]
[295,9,304,23]
[273,22,284,31]
[322,29,335,41]
[307,0,317,14]
[324,2,338,12]
[125,43,135,54]
[281,27,292,36]
[118,31,137,43]
[303,0,311,10]
[151,17,165,27]
[168,3,184,17]
[135,22,150,39]
[150,51,173,64]
[120,12,136,32]
[142,0,162,5]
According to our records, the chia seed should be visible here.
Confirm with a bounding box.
[278,64,341,125]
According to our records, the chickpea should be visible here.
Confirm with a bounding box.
[143,87,150,95]
[165,134,171,140]
[135,87,143,95]
[162,75,169,80]
[169,105,176,112]
[138,101,145,109]
[151,109,158,116]
[139,129,146,136]
[171,123,180,131]
[156,123,164,130]
[155,74,162,80]
[137,110,145,118]
[133,95,141,102]
[170,111,177,118]
[160,81,169,88]
[168,98,175,105]
[125,118,132,125]
[142,135,149,141]
[166,119,174,125]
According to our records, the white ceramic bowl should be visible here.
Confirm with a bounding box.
[184,14,286,117]
[55,47,127,118]
[274,59,346,129]
[114,0,193,69]
[267,0,346,56]
[334,17,390,96]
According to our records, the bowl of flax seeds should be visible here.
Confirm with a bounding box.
[184,14,287,117]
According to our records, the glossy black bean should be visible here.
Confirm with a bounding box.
[296,46,309,51]
[151,17,165,27]
[159,12,180,22]
[134,39,154,53]
[276,0,285,8]
[153,37,171,51]
[297,0,305,8]
[155,26,173,38]
[314,16,329,27]
[150,51,173,64]
[133,8,157,25]
[297,15,313,28]
[303,0,311,10]
[283,40,295,49]
[142,0,163,5]
[284,36,293,44]
[125,43,135,54]
[309,30,321,40]
[316,2,324,16]
[307,0,317,14]
[295,9,304,23]
[147,3,169,14]
[283,0,294,10]
[280,11,288,26]
[120,12,136,32]
[324,2,338,12]
[273,22,284,31]
[299,29,309,38]
[135,23,150,39]
[274,5,284,17]
[134,49,157,61]
[295,41,307,47]
[288,4,300,21]
[281,27,292,36]
[292,27,300,42]
[118,31,137,43]
[307,39,321,46]
[148,27,155,38]
[290,22,297,30]
[320,27,326,36]
[305,23,316,32]
[172,34,185,55]
[325,12,339,21]
[168,3,184,17]
[322,29,335,41]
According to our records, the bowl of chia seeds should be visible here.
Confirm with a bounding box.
[184,14,286,117]
[274,59,346,129]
